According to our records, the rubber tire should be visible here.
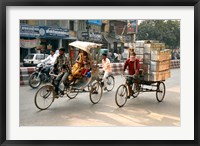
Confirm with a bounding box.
[29,72,41,89]
[115,84,128,107]
[34,85,55,110]
[89,81,102,104]
[132,83,140,98]
[66,87,79,99]
[106,75,115,92]
[156,82,166,102]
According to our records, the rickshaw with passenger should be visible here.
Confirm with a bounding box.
[34,41,115,110]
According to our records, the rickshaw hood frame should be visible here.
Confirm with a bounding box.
[69,40,102,54]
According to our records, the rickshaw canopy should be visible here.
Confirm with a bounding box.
[69,41,102,54]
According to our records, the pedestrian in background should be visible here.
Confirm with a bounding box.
[117,53,122,63]
[114,52,118,62]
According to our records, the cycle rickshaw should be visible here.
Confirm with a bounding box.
[115,73,167,107]
[34,41,114,110]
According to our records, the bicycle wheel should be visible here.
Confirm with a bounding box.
[106,75,115,92]
[132,83,140,98]
[89,81,102,104]
[29,72,41,88]
[115,84,128,107]
[156,82,166,102]
[34,85,55,110]
[66,87,79,99]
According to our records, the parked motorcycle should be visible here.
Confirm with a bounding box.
[29,63,53,88]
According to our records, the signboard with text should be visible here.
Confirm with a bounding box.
[127,20,138,34]
[81,31,102,42]
[20,24,69,39]
[20,25,40,37]
[20,39,40,48]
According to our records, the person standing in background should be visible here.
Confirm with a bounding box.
[117,53,122,63]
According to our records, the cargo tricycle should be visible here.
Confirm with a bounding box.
[115,74,166,107]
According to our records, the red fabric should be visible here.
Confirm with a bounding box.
[82,68,89,76]
[123,58,140,75]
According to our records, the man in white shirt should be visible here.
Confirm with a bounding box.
[42,49,57,65]
[102,53,112,91]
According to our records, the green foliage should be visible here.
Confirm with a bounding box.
[137,20,180,49]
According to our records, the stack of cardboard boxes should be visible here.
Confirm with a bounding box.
[135,41,145,68]
[141,42,171,81]
[135,40,160,70]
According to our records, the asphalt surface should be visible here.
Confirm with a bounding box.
[20,69,180,126]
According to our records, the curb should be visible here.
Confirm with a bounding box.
[20,60,180,86]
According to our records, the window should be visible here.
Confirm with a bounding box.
[24,54,34,59]
[36,54,46,60]
[79,21,85,31]
[70,21,74,31]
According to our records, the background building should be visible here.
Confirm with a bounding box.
[20,20,78,62]
[20,19,138,62]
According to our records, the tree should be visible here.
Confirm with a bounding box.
[136,20,180,49]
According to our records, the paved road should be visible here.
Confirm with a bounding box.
[20,69,180,126]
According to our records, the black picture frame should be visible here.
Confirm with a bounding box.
[0,0,199,145]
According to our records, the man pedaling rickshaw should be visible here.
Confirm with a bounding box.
[52,47,70,97]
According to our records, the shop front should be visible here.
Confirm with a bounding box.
[20,24,71,62]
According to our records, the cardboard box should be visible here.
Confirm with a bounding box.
[135,47,144,55]
[144,44,151,54]
[135,47,140,55]
[136,41,144,48]
[150,43,165,49]
[144,69,171,81]
[151,70,170,81]
[144,43,165,54]
[143,53,151,64]
[150,60,171,72]
[151,49,171,61]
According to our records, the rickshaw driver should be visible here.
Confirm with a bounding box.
[101,53,112,91]
[122,52,140,98]
[53,47,70,97]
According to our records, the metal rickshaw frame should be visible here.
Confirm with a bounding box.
[115,74,166,107]
[34,41,104,110]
